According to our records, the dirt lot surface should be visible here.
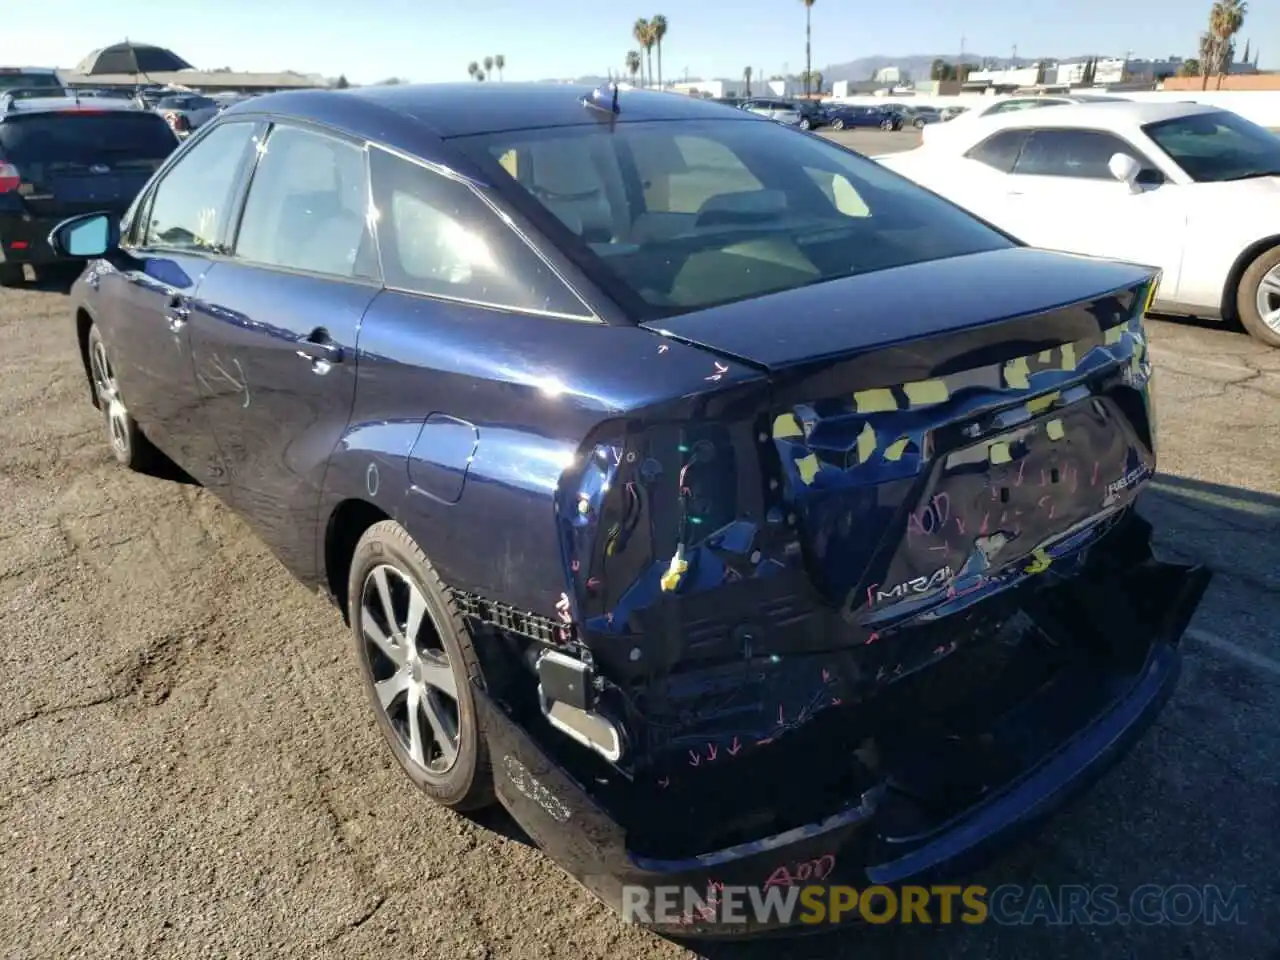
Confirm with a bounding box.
[2,185,1279,958]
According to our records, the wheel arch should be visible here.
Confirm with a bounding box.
[1220,234,1280,322]
[75,306,98,408]
[323,497,391,623]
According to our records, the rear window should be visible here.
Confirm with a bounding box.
[456,117,1012,317]
[0,71,61,91]
[0,112,177,166]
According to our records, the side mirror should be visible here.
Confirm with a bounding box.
[1108,153,1143,193]
[48,212,119,259]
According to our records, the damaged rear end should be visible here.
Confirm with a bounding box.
[476,246,1209,935]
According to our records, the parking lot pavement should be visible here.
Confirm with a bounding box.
[0,274,1277,960]
[820,127,922,155]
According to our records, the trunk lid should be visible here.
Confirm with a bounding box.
[640,246,1159,629]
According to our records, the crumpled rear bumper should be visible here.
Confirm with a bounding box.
[477,557,1209,938]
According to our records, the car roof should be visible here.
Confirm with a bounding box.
[939,99,1223,148]
[224,82,764,138]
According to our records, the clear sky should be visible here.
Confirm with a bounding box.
[6,0,1276,84]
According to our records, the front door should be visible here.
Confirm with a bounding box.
[185,121,380,580]
[103,119,261,486]
[995,127,1186,293]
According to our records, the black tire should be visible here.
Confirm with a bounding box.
[831,118,845,131]
[880,119,893,131]
[799,117,812,130]
[348,520,495,812]
[86,324,162,471]
[0,263,23,287]
[1236,246,1280,348]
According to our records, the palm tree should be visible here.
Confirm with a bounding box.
[1203,0,1248,88]
[483,55,494,77]
[633,18,653,87]
[801,0,816,97]
[625,50,642,85]
[467,61,479,80]
[651,14,668,88]
[494,54,505,81]
[743,65,753,96]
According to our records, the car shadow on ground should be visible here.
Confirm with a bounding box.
[12,263,82,294]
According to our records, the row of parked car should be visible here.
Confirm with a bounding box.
[711,95,967,132]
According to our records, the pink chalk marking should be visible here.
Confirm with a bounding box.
[822,669,831,683]
[727,737,742,756]
[764,854,837,889]
[866,584,880,608]
[706,742,718,761]
[571,559,579,572]
[657,344,669,354]
[1016,459,1026,486]
[756,736,775,746]
[777,704,785,725]
[1040,468,1048,486]
[1091,461,1099,486]
[658,776,670,789]
[980,512,990,535]
[865,632,879,646]
[688,751,701,767]
[955,514,966,534]
[831,697,842,705]
[929,543,948,552]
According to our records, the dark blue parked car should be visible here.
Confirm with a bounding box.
[826,104,903,132]
[51,82,1208,936]
[0,97,176,285]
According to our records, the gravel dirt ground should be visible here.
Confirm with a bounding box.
[1,131,1278,959]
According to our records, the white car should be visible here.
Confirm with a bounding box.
[920,93,1131,147]
[879,101,1280,346]
[153,93,220,138]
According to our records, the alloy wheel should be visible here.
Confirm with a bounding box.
[359,563,461,775]
[1256,263,1280,334]
[90,338,130,457]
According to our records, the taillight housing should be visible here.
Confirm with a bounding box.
[0,162,19,193]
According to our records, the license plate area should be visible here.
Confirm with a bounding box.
[861,396,1153,616]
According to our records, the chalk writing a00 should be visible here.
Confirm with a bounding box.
[763,853,836,889]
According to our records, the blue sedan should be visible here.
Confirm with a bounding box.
[825,104,903,131]
[51,82,1208,936]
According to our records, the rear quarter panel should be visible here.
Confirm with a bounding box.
[319,290,765,618]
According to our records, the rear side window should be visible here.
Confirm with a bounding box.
[368,146,592,318]
[139,121,256,252]
[234,124,377,280]
[0,112,177,166]
[457,117,1012,317]
[965,130,1028,173]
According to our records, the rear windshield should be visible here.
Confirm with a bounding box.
[0,112,177,165]
[0,71,61,91]
[456,117,1012,317]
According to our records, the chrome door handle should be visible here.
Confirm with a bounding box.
[165,295,189,332]
[295,328,344,373]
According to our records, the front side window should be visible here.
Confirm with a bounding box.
[234,124,376,280]
[1013,129,1138,179]
[368,146,592,318]
[455,117,1013,317]
[1143,110,1280,183]
[140,120,257,252]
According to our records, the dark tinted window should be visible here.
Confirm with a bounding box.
[368,146,592,318]
[1143,110,1280,183]
[0,71,61,91]
[965,130,1028,172]
[234,124,377,280]
[0,111,177,165]
[140,121,256,252]
[458,117,1012,317]
[1013,129,1135,178]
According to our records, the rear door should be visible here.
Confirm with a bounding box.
[185,120,380,573]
